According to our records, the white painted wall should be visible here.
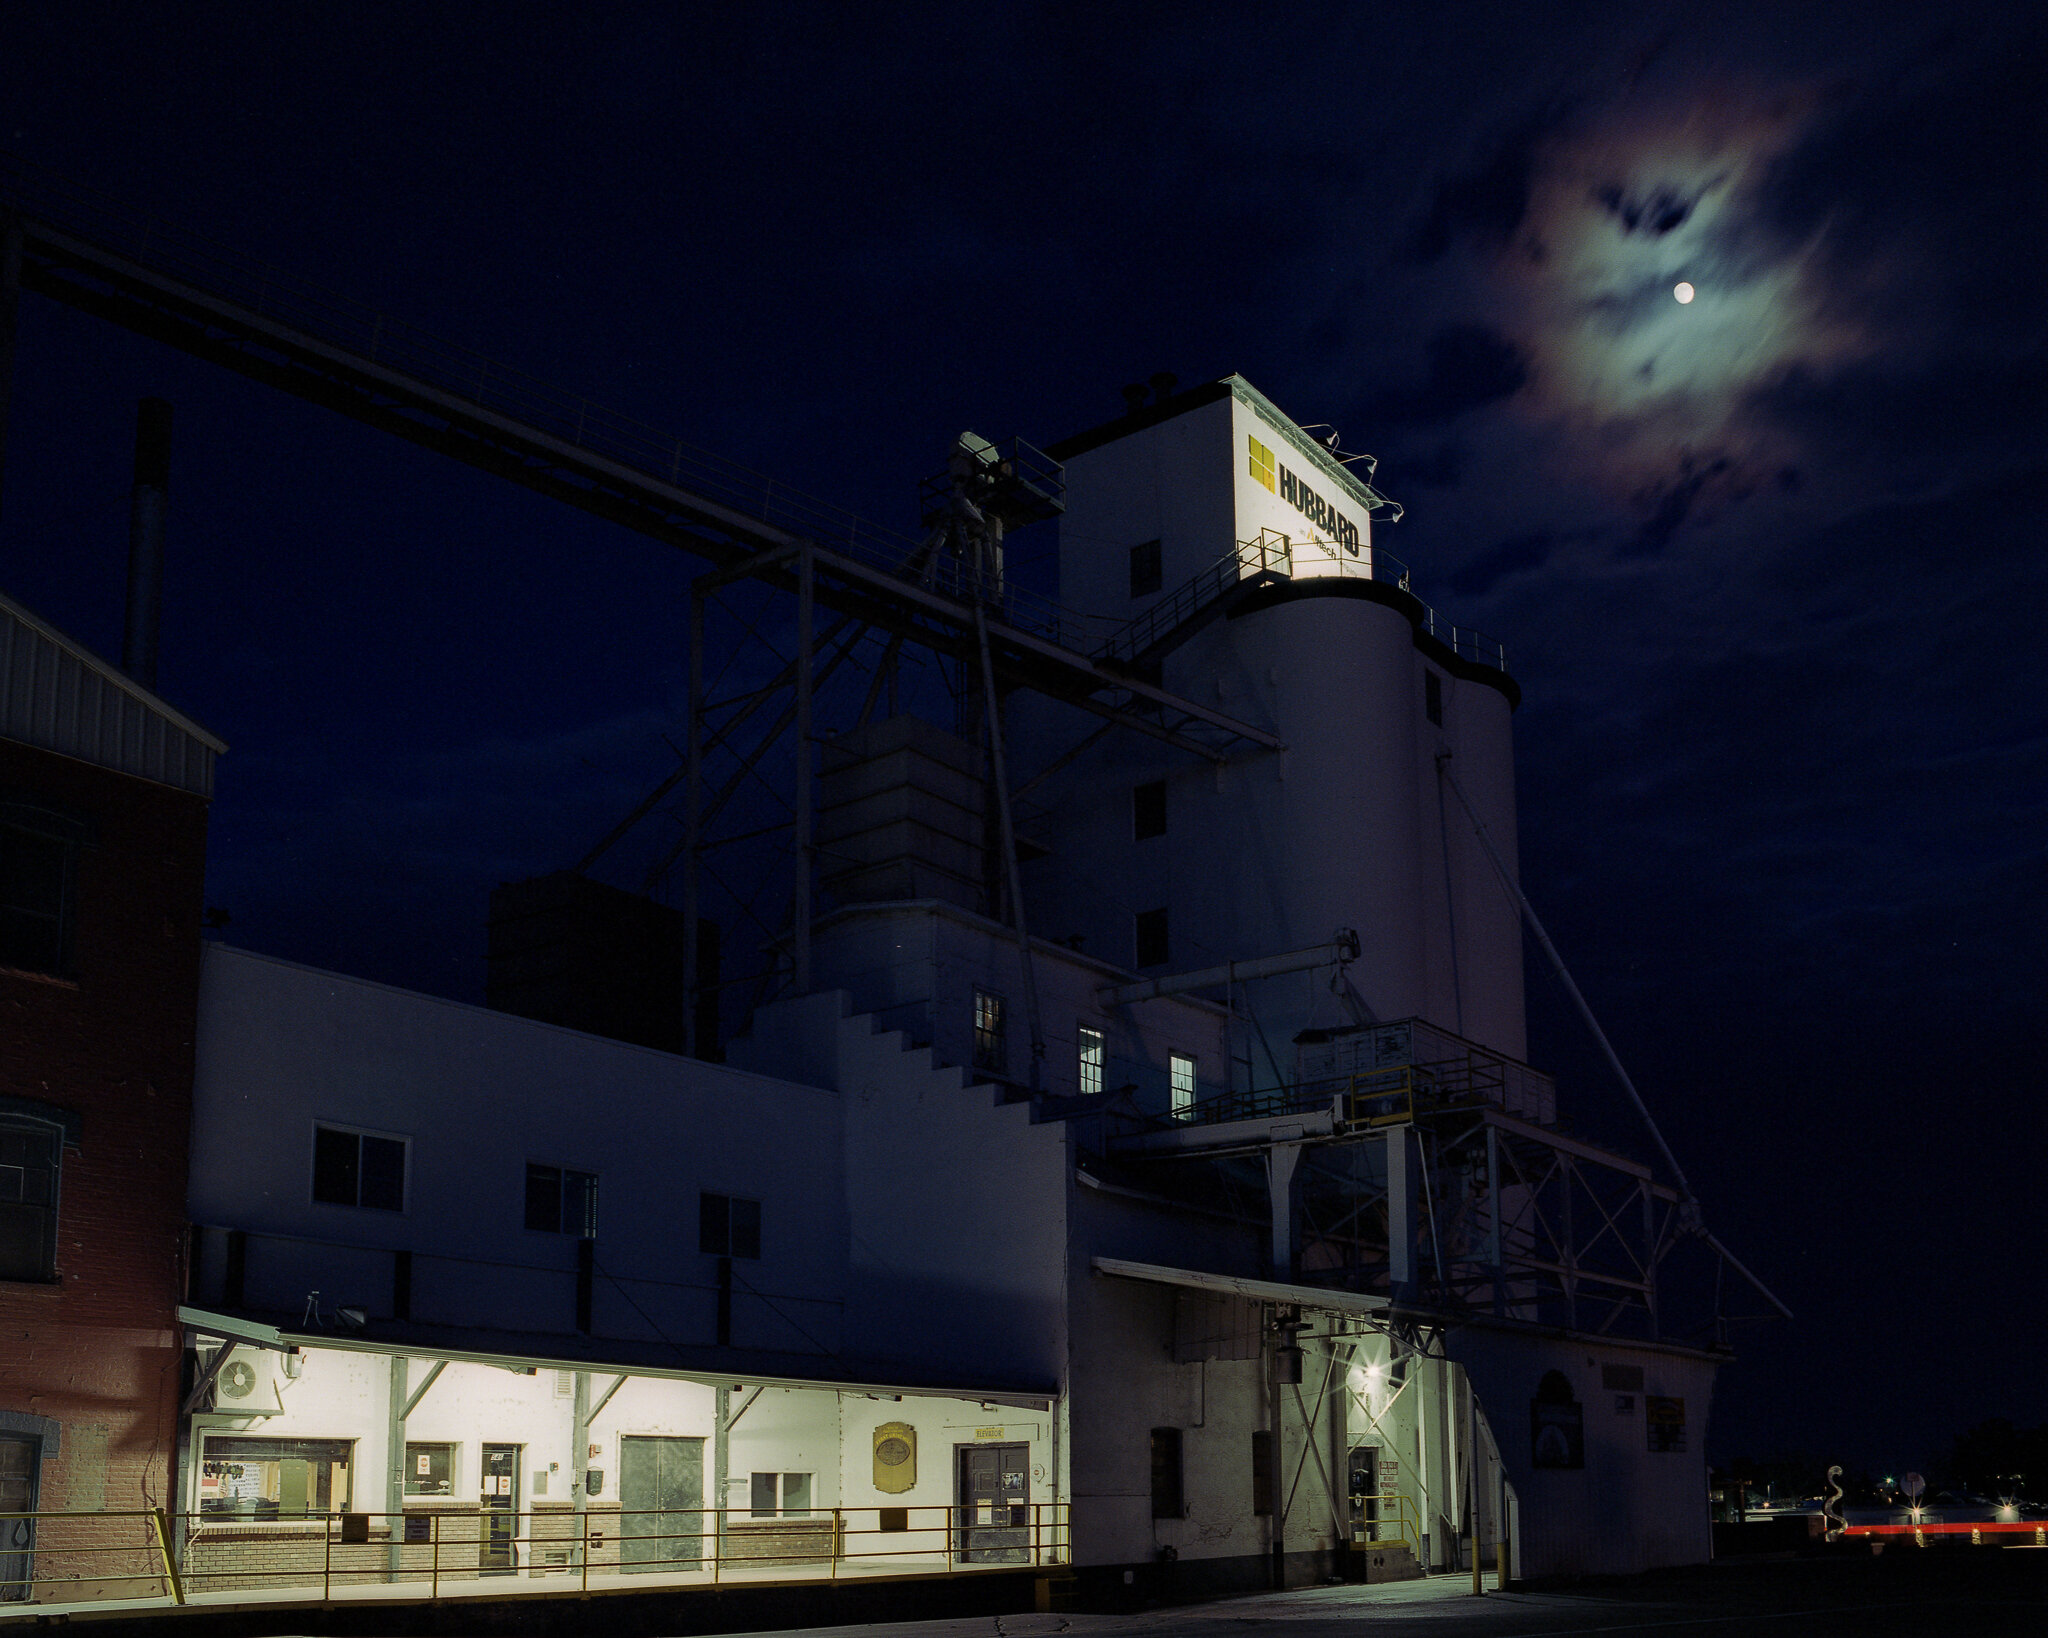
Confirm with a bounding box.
[190,944,849,1361]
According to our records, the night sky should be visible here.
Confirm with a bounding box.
[3,4,2043,1477]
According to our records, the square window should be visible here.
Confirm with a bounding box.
[404,1441,457,1497]
[1135,907,1169,969]
[700,1191,762,1259]
[1128,539,1163,598]
[751,1471,813,1517]
[1077,1027,1105,1096]
[1132,780,1166,841]
[1170,1053,1197,1121]
[973,988,1007,1075]
[1247,435,1276,494]
[312,1124,407,1212]
[525,1163,599,1237]
[1425,670,1443,726]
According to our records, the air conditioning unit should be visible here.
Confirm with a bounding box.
[210,1345,285,1415]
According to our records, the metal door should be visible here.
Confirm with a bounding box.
[619,1435,703,1573]
[479,1444,520,1572]
[0,1436,35,1602]
[1347,1444,1379,1540]
[956,1442,1030,1564]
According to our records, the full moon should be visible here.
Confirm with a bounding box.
[1674,281,1696,304]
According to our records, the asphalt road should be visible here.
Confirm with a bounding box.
[717,1553,2048,1638]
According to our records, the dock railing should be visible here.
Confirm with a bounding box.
[0,1502,1070,1610]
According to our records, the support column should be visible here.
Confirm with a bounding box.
[683,586,705,1056]
[1266,1142,1303,1280]
[713,1385,730,1568]
[1486,1125,1505,1317]
[386,1355,407,1581]
[1386,1128,1421,1303]
[571,1371,591,1563]
[792,549,813,994]
[0,213,19,528]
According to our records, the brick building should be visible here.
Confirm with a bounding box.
[0,588,221,1601]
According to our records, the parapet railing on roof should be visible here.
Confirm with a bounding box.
[1098,531,1510,674]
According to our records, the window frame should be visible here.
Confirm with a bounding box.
[1150,1427,1184,1519]
[972,987,1008,1075]
[1135,907,1169,969]
[197,1434,356,1519]
[310,1122,409,1213]
[699,1190,762,1259]
[0,1112,64,1284]
[1128,538,1163,599]
[1131,779,1166,842]
[524,1162,599,1237]
[1077,1026,1106,1097]
[1169,1052,1198,1121]
[749,1470,814,1518]
[0,801,88,980]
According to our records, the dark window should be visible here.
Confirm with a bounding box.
[1135,907,1169,968]
[0,826,72,976]
[311,1125,406,1212]
[1132,780,1166,841]
[1251,1429,1273,1516]
[1150,1427,1184,1519]
[525,1163,599,1237]
[972,987,1007,1074]
[699,1191,761,1259]
[1424,670,1443,726]
[0,1118,61,1282]
[1128,539,1162,598]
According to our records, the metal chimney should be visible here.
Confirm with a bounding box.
[123,397,171,689]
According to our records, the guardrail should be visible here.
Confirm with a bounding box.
[0,1503,1069,1609]
[0,1508,182,1606]
[1357,1489,1423,1562]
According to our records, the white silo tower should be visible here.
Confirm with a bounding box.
[1016,376,1527,1079]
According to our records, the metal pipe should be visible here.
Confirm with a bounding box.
[124,397,171,689]
[973,600,1045,1088]
[1098,930,1359,1007]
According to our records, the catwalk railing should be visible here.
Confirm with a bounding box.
[0,1503,1070,1609]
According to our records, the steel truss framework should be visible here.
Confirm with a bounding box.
[1109,1092,1779,1352]
[0,160,1289,1053]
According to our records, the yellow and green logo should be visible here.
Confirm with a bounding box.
[1247,435,1276,493]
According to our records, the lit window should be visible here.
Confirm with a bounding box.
[0,1113,63,1283]
[1170,1053,1197,1121]
[404,1441,457,1497]
[751,1471,813,1517]
[1135,908,1169,969]
[699,1191,761,1259]
[1132,780,1166,841]
[525,1163,599,1237]
[312,1124,406,1212]
[1077,1027,1106,1096]
[973,988,1007,1074]
[198,1436,354,1518]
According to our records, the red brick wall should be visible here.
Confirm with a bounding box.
[1,735,210,1537]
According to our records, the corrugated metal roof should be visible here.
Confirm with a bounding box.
[0,589,225,798]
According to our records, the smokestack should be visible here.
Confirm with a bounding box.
[123,397,171,690]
